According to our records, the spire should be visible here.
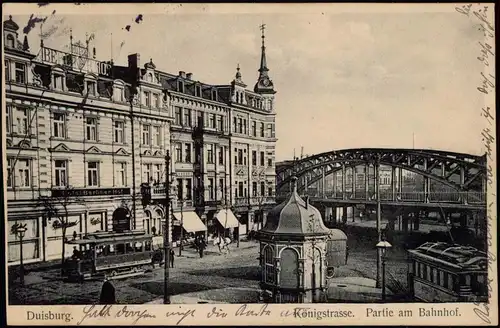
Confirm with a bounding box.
[259,23,268,74]
[236,63,241,80]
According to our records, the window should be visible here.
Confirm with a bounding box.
[144,91,151,107]
[185,179,192,200]
[207,144,214,164]
[176,178,184,200]
[174,107,182,125]
[7,159,13,187]
[85,117,97,141]
[252,182,258,197]
[153,94,160,108]
[251,121,256,137]
[114,121,124,143]
[237,149,243,165]
[238,182,244,197]
[233,117,237,133]
[175,143,182,162]
[87,161,99,186]
[268,157,273,167]
[15,62,26,84]
[177,80,184,93]
[208,178,214,200]
[116,162,126,186]
[86,81,96,96]
[217,116,223,131]
[260,122,265,137]
[218,147,224,165]
[252,151,257,166]
[195,85,202,97]
[6,105,12,133]
[142,124,150,145]
[268,187,273,196]
[53,74,64,90]
[153,126,161,146]
[260,182,265,196]
[197,111,204,127]
[211,89,217,101]
[243,119,247,134]
[183,109,191,127]
[143,164,152,183]
[153,164,161,184]
[209,114,215,129]
[17,107,30,135]
[185,144,192,163]
[264,246,274,283]
[260,151,265,166]
[238,118,243,134]
[267,124,272,138]
[50,113,65,138]
[55,160,68,186]
[17,160,31,187]
[5,60,10,82]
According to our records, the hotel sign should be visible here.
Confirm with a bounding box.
[51,188,131,198]
[39,47,112,76]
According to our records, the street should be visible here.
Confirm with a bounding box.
[9,236,409,305]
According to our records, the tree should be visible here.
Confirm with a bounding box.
[37,186,86,276]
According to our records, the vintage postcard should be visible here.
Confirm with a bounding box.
[2,2,497,326]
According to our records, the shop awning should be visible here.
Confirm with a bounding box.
[214,209,241,229]
[173,211,207,232]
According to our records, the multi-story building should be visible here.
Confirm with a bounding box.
[3,16,277,264]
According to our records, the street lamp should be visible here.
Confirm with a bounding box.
[178,198,184,257]
[376,239,392,302]
[15,224,28,285]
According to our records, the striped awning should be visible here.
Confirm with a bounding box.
[214,209,240,229]
[173,211,207,232]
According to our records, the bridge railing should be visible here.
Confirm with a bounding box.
[277,190,486,205]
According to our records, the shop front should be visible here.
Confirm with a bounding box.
[213,208,242,240]
[172,211,207,247]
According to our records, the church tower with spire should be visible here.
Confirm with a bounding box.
[254,24,276,112]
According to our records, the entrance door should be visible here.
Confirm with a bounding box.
[112,208,131,232]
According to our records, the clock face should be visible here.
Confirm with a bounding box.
[262,78,270,87]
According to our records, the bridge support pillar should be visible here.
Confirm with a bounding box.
[342,206,348,224]
[413,211,420,231]
[402,212,409,233]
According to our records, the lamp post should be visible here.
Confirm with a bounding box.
[15,224,28,286]
[178,198,184,257]
[163,151,171,305]
[376,239,392,302]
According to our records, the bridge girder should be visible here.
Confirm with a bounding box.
[276,148,486,194]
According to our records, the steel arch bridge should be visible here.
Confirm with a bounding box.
[276,148,487,207]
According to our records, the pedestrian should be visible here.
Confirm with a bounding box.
[169,249,175,268]
[99,278,116,304]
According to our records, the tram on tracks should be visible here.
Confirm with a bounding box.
[407,242,488,302]
[63,230,163,281]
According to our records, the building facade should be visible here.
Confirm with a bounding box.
[3,16,277,264]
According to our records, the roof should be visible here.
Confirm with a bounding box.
[408,242,488,270]
[258,176,330,238]
[67,230,153,245]
[3,16,19,31]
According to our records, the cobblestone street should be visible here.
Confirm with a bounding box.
[9,237,409,305]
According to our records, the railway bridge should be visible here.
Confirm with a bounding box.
[275,148,487,234]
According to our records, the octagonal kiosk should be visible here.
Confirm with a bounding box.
[256,176,330,303]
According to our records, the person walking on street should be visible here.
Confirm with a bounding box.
[199,237,206,258]
[169,249,175,268]
[99,278,116,304]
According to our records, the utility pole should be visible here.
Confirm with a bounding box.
[163,151,171,304]
[178,199,184,256]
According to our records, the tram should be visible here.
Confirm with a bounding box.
[63,230,163,281]
[407,242,488,302]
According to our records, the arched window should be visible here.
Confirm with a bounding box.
[263,245,274,283]
[280,248,299,289]
[6,35,15,48]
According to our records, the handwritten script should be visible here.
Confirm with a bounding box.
[456,3,496,324]
[77,305,156,325]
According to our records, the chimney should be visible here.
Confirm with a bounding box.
[179,71,186,78]
[186,73,193,80]
[128,53,141,70]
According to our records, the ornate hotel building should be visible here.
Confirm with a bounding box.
[3,16,277,265]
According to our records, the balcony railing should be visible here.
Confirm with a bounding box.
[277,190,486,205]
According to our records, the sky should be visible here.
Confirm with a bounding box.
[4,3,494,161]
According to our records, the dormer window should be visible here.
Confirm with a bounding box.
[86,81,96,96]
[195,85,202,97]
[211,89,218,101]
[6,34,15,48]
[177,80,184,93]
